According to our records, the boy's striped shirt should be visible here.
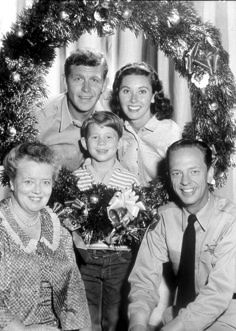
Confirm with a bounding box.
[73,159,139,191]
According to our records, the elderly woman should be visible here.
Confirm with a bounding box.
[0,141,91,331]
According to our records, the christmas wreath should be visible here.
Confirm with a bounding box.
[0,0,236,189]
[49,168,169,248]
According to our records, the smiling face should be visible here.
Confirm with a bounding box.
[66,64,107,118]
[169,146,213,214]
[81,123,120,164]
[10,158,54,216]
[118,74,154,128]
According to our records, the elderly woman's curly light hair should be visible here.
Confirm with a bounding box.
[3,141,61,183]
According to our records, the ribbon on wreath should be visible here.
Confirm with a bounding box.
[107,189,145,228]
[53,198,88,232]
[185,42,220,76]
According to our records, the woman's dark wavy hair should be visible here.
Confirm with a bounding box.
[110,62,173,120]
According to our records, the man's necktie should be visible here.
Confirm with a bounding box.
[175,214,197,313]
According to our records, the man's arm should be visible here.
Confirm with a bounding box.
[128,219,169,330]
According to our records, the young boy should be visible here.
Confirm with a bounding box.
[73,111,139,331]
[74,110,139,191]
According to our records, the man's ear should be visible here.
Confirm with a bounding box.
[63,74,68,91]
[207,166,215,184]
[102,77,108,93]
[81,137,87,151]
[9,180,14,191]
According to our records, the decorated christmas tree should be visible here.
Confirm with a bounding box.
[0,0,236,188]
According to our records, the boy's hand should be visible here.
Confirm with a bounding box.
[72,230,87,249]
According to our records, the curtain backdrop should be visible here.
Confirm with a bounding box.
[1,0,236,202]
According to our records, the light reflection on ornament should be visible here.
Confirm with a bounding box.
[191,72,210,89]
[94,7,109,22]
[209,101,219,111]
[122,8,132,19]
[101,0,110,9]
[16,28,24,38]
[89,193,100,205]
[8,127,17,137]
[25,0,33,9]
[60,11,69,19]
[102,23,114,35]
[167,8,180,27]
[83,0,99,7]
[12,73,21,82]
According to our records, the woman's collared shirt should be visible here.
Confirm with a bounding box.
[118,116,182,185]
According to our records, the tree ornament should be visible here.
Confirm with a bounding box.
[101,0,111,9]
[83,0,99,7]
[0,125,4,135]
[89,193,100,205]
[16,27,24,38]
[60,11,69,19]
[191,72,210,89]
[209,101,219,111]
[167,8,180,27]
[109,207,127,228]
[8,126,17,137]
[101,23,114,35]
[122,7,132,19]
[12,72,21,82]
[25,0,33,9]
[94,7,109,22]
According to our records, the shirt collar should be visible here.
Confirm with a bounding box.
[83,158,123,171]
[60,93,83,131]
[195,193,213,231]
[182,192,212,232]
[0,198,60,253]
[124,115,159,133]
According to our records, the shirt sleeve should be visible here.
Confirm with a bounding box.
[0,225,16,329]
[178,219,236,331]
[128,217,169,329]
[58,226,91,330]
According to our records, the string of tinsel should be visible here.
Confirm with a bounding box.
[0,0,236,188]
[48,167,170,248]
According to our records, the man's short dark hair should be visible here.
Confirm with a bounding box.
[166,139,213,170]
[64,48,108,80]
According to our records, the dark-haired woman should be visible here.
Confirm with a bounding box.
[110,62,182,186]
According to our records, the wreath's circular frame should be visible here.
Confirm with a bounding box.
[0,0,236,187]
